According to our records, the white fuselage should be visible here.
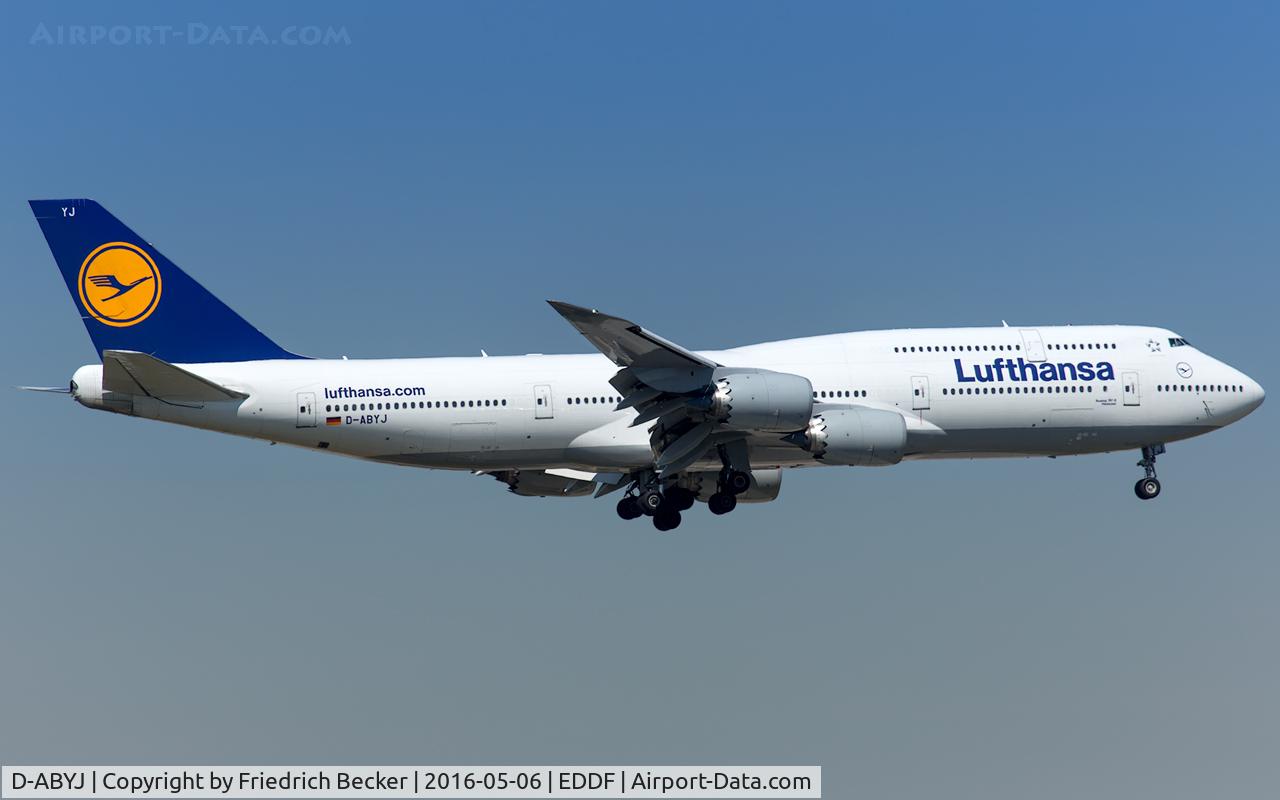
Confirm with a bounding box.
[70,324,1264,474]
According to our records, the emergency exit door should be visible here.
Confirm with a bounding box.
[296,392,316,427]
[1122,372,1141,406]
[911,376,930,410]
[1019,328,1047,362]
[534,384,554,419]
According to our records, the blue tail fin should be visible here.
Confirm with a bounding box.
[30,199,302,363]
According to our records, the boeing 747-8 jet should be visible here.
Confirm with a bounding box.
[26,200,1265,530]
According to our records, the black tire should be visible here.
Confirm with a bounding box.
[616,496,643,520]
[1135,477,1161,500]
[653,510,682,531]
[708,492,737,515]
[638,488,665,515]
[726,470,752,495]
[666,487,696,511]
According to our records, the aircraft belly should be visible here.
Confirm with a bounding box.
[906,423,1216,458]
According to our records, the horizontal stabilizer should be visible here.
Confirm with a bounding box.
[102,350,247,404]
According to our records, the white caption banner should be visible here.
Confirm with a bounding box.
[2,767,820,799]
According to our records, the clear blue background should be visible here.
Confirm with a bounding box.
[2,3,1276,798]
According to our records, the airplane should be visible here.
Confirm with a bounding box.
[25,199,1265,530]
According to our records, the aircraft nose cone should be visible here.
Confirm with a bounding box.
[1238,372,1265,415]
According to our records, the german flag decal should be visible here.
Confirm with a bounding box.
[326,416,342,426]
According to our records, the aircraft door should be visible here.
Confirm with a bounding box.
[401,429,420,456]
[534,384,554,419]
[911,376,930,410]
[1019,329,1047,362]
[1122,371,1141,406]
[296,392,316,427]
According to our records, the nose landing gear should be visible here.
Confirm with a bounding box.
[1134,444,1165,500]
[1135,477,1161,500]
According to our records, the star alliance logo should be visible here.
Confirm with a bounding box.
[1147,339,1162,352]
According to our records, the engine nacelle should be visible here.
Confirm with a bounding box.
[494,469,595,498]
[710,371,813,432]
[791,407,906,466]
[678,468,783,504]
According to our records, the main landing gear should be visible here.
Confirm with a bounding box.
[614,469,751,529]
[708,467,750,516]
[616,483,697,531]
[1134,444,1165,500]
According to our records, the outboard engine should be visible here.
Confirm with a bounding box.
[709,372,813,432]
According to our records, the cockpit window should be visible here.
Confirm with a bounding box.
[1168,337,1191,347]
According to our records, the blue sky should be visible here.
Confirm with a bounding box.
[2,3,1277,798]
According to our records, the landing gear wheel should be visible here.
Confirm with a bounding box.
[665,487,696,511]
[616,496,643,520]
[725,470,752,495]
[708,492,737,515]
[1134,444,1165,501]
[638,488,665,516]
[653,510,682,531]
[1135,477,1161,500]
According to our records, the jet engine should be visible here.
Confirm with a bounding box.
[709,371,813,432]
[787,407,907,466]
[677,468,783,503]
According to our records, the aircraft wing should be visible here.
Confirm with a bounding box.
[547,301,720,371]
[548,301,750,478]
